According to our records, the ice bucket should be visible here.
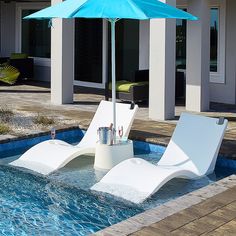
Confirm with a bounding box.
[97,127,113,145]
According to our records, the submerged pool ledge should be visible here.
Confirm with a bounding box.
[0,127,84,152]
[0,127,167,154]
[1,127,235,170]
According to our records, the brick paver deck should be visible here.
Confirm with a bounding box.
[131,187,236,236]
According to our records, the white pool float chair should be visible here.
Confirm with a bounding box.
[91,113,228,204]
[10,100,138,175]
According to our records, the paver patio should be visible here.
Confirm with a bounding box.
[131,186,236,236]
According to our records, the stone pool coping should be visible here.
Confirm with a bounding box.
[0,126,81,144]
[94,174,236,236]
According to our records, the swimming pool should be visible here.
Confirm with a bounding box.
[0,129,235,235]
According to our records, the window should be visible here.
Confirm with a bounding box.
[21,10,50,58]
[16,3,51,64]
[176,17,186,70]
[210,2,226,84]
[108,19,139,82]
[74,18,103,84]
[176,3,225,83]
[210,8,218,72]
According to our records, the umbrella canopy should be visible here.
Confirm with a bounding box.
[24,0,197,20]
[25,0,197,141]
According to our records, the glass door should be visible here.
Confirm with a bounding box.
[74,18,103,87]
[74,19,139,88]
[22,10,50,58]
[108,19,139,82]
[15,2,51,67]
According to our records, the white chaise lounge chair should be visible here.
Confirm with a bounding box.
[91,113,228,204]
[10,100,138,175]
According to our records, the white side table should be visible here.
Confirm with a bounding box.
[94,140,133,170]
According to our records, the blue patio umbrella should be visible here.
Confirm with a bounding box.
[25,0,197,138]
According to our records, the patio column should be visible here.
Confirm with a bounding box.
[149,0,176,120]
[186,0,210,112]
[51,0,74,104]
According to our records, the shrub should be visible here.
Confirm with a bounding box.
[0,123,10,134]
[33,113,55,126]
[0,106,14,122]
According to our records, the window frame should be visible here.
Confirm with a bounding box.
[210,1,226,84]
[177,0,226,84]
[15,2,51,67]
[73,19,108,88]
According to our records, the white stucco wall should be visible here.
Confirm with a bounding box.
[209,0,236,104]
[51,0,74,104]
[0,2,16,57]
[139,20,150,70]
[185,0,210,112]
[149,0,176,120]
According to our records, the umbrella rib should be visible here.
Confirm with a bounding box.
[126,0,149,19]
[68,3,86,18]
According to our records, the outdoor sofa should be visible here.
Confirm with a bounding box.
[105,69,185,103]
[105,69,149,103]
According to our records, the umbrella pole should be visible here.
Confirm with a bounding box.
[110,19,117,143]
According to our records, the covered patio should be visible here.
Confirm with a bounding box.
[48,0,236,120]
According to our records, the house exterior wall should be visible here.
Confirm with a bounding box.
[209,0,236,104]
[0,1,51,82]
[0,2,16,57]
[50,0,74,104]
[185,0,210,112]
[139,21,150,70]
[149,0,176,120]
[139,0,236,107]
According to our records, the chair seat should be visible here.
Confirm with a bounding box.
[109,80,149,93]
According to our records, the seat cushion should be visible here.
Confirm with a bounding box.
[109,80,149,93]
[10,53,28,59]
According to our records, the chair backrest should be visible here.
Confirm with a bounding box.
[77,100,138,147]
[158,112,228,176]
[134,70,149,82]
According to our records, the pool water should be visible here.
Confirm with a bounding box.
[0,139,235,235]
[0,165,143,235]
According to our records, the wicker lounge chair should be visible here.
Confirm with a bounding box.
[105,70,149,103]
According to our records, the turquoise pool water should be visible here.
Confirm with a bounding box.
[0,130,235,235]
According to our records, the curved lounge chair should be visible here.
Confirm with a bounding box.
[91,113,228,204]
[10,100,138,175]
